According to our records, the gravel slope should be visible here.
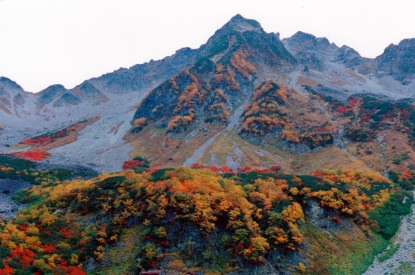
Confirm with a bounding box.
[364,191,415,274]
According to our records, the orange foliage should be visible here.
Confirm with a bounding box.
[282,129,300,143]
[167,111,195,132]
[213,66,240,91]
[133,118,148,129]
[230,49,256,79]
[174,79,201,113]
[242,81,294,136]
[247,178,290,210]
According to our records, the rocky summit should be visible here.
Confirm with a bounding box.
[0,15,415,274]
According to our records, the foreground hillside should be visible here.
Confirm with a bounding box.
[0,156,413,274]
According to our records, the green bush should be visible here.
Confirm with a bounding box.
[369,192,413,239]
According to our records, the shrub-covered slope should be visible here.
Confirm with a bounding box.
[0,160,412,274]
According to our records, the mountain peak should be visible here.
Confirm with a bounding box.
[0,76,24,92]
[40,84,67,93]
[201,14,295,65]
[225,14,263,33]
[376,37,415,81]
[397,38,415,48]
[287,31,331,48]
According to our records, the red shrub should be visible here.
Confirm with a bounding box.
[191,163,205,169]
[11,150,51,161]
[122,160,141,170]
[17,225,28,232]
[348,98,358,107]
[59,228,73,239]
[0,265,14,275]
[237,166,253,173]
[329,216,341,224]
[204,166,219,173]
[220,165,234,174]
[42,244,57,254]
[64,266,86,275]
[336,106,352,113]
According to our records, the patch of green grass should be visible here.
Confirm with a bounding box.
[302,223,389,274]
[369,191,413,239]
[327,233,388,275]
[96,227,143,274]
[378,243,400,262]
[12,190,44,206]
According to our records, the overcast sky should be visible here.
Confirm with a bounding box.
[1,0,415,93]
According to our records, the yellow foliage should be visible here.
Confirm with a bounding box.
[297,262,307,273]
[242,81,294,136]
[282,202,304,223]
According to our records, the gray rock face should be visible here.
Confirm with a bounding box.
[0,179,31,220]
[202,14,296,67]
[226,14,263,33]
[283,31,339,70]
[53,92,81,107]
[376,38,415,82]
[13,93,25,106]
[133,14,297,134]
[71,81,108,104]
[0,77,30,115]
[0,77,25,94]
[36,84,67,108]
[335,45,363,68]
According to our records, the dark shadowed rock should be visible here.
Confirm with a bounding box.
[53,92,81,107]
[36,84,67,107]
[376,38,415,82]
[335,45,363,68]
[0,77,25,94]
[0,179,32,220]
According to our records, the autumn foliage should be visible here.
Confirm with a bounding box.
[0,152,414,274]
[11,150,51,162]
[0,155,411,273]
[18,117,99,150]
[242,81,289,136]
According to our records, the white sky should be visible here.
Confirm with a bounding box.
[1,0,415,93]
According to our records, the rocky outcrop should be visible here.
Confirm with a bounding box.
[335,45,363,68]
[0,179,31,219]
[36,84,67,108]
[53,92,81,107]
[283,31,338,70]
[133,15,297,135]
[376,38,415,83]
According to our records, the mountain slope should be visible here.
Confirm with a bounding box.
[1,14,415,177]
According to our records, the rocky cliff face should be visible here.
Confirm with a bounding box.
[131,15,301,151]
[335,45,364,68]
[0,77,29,115]
[283,31,338,70]
[376,38,415,83]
